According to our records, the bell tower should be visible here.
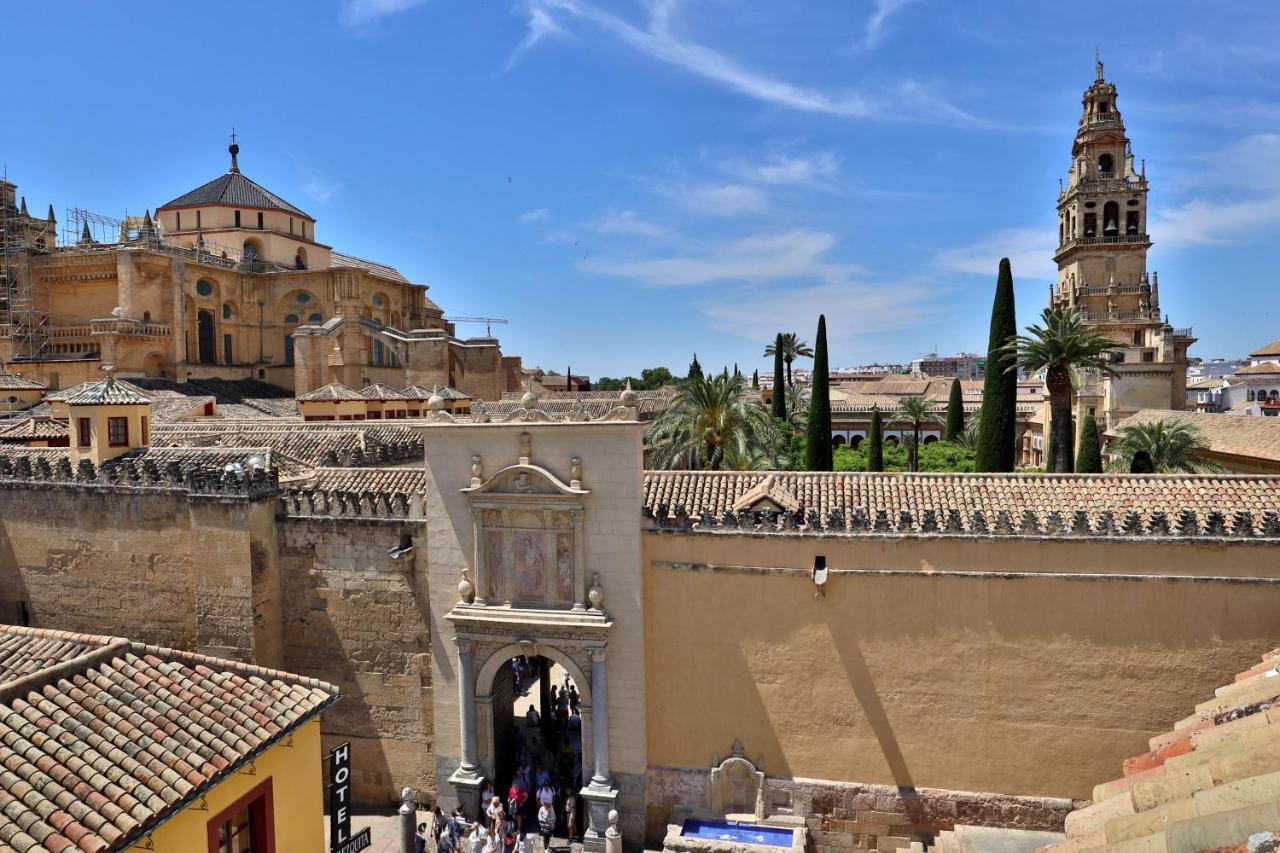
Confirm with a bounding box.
[1049,59,1195,429]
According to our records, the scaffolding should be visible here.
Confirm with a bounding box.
[0,193,53,361]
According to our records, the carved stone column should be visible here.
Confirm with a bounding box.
[449,638,485,817]
[581,647,618,852]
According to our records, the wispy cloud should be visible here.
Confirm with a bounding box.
[1151,134,1280,246]
[703,278,940,342]
[583,229,859,287]
[507,0,980,125]
[863,0,915,49]
[594,210,673,239]
[301,177,343,204]
[718,150,840,185]
[519,207,551,223]
[935,227,1057,281]
[339,0,426,29]
[505,1,567,71]
[660,182,768,216]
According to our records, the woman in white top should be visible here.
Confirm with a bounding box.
[482,830,501,853]
[486,796,504,831]
[469,824,485,853]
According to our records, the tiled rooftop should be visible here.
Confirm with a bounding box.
[642,471,1280,537]
[1234,361,1280,376]
[0,417,67,441]
[1112,410,1280,465]
[0,373,46,391]
[291,465,426,495]
[330,251,410,283]
[151,422,423,471]
[0,624,338,852]
[1248,339,1280,358]
[296,382,366,402]
[62,377,154,406]
[1041,648,1280,853]
[361,382,409,401]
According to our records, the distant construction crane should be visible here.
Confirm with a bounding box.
[450,316,509,337]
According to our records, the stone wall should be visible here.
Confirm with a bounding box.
[642,528,1280,837]
[276,517,435,805]
[0,485,264,660]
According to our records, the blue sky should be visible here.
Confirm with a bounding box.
[6,2,1280,378]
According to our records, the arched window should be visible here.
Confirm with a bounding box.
[284,335,295,366]
[296,292,311,304]
[284,313,299,324]
[372,340,385,367]
[308,313,323,323]
[1103,201,1120,236]
[222,303,234,320]
[1098,153,1114,176]
[850,435,863,449]
[242,239,261,260]
[195,280,213,297]
[372,295,384,307]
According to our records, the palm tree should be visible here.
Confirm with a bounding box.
[764,333,814,388]
[1003,307,1122,473]
[895,396,937,472]
[646,372,784,470]
[1108,420,1220,473]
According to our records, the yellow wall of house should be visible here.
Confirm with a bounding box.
[643,530,1280,801]
[127,718,326,852]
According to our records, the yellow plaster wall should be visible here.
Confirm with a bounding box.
[643,531,1280,801]
[127,718,326,852]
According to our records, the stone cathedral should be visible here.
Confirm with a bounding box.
[1050,61,1194,431]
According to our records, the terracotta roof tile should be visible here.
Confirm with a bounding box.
[295,382,365,402]
[643,470,1280,537]
[1234,361,1280,376]
[1111,410,1280,465]
[1248,340,1280,358]
[360,383,408,401]
[60,380,151,407]
[0,374,46,392]
[1043,648,1280,853]
[0,625,337,851]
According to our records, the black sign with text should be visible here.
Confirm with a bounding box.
[334,827,372,853]
[329,742,363,852]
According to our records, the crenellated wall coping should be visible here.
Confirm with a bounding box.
[277,487,425,523]
[0,453,280,502]
[644,503,1280,541]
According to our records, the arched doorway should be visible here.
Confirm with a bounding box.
[197,310,216,365]
[474,642,591,838]
[143,352,164,378]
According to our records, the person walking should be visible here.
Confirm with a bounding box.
[469,823,485,853]
[416,823,430,853]
[567,685,579,716]
[562,787,579,843]
[482,828,501,853]
[538,801,556,852]
[486,796,504,832]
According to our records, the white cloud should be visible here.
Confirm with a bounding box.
[718,151,840,185]
[935,227,1057,282]
[594,210,673,239]
[506,0,979,125]
[519,208,551,223]
[340,0,425,29]
[505,2,567,71]
[703,279,940,342]
[1151,196,1280,247]
[583,229,857,287]
[301,178,343,204]
[863,0,915,49]
[661,182,768,216]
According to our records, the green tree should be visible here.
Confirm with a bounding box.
[1003,306,1121,473]
[647,372,783,470]
[896,396,937,472]
[688,354,703,380]
[764,332,814,388]
[976,258,1019,472]
[944,378,964,441]
[1075,412,1103,473]
[804,315,833,471]
[1129,451,1155,473]
[1109,420,1219,473]
[770,333,787,420]
[867,407,884,472]
[752,369,759,390]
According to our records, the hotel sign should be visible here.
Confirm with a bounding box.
[329,743,370,853]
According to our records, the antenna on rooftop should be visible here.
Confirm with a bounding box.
[451,316,510,337]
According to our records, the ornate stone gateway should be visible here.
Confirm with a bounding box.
[444,433,619,848]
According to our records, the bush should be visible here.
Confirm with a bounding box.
[834,441,975,473]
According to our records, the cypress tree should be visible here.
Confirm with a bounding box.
[1130,450,1155,474]
[770,334,787,420]
[975,258,1018,472]
[804,315,832,471]
[867,408,884,472]
[1075,412,1103,473]
[688,354,703,380]
[752,369,759,390]
[944,378,964,442]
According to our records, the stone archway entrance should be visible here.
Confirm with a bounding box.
[474,642,593,797]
